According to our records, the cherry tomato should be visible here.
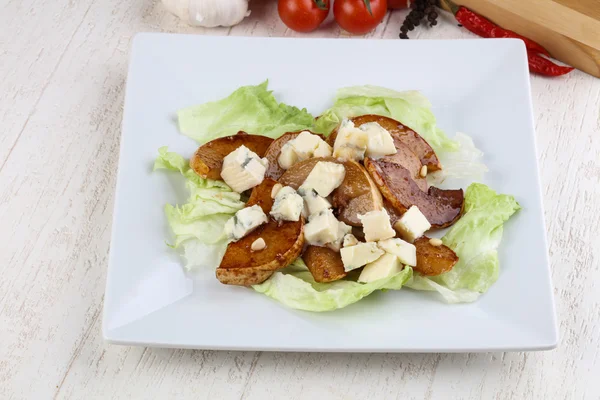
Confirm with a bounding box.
[278,0,330,33]
[334,0,388,35]
[388,0,410,8]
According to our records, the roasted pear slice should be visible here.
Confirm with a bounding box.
[365,158,463,228]
[263,131,326,180]
[190,132,273,180]
[413,236,458,276]
[328,114,441,172]
[217,179,304,286]
[331,160,383,226]
[304,246,347,283]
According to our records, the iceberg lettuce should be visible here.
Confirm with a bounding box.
[154,147,244,268]
[253,260,413,312]
[178,81,315,143]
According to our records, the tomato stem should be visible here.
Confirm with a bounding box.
[363,0,373,16]
[314,0,328,10]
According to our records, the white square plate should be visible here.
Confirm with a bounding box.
[103,34,557,352]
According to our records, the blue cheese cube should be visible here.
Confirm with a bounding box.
[221,145,268,193]
[340,242,384,272]
[358,253,403,283]
[224,205,268,241]
[342,233,359,247]
[298,188,331,216]
[377,238,417,266]
[277,131,332,169]
[303,209,340,246]
[326,221,352,252]
[333,119,369,161]
[299,161,346,197]
[394,205,431,242]
[358,208,396,242]
[359,122,397,159]
[270,186,304,222]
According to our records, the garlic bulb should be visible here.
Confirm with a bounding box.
[162,0,250,28]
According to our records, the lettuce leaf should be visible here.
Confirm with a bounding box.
[406,183,521,303]
[177,81,315,143]
[154,147,244,268]
[253,261,413,312]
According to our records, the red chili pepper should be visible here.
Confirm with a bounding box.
[455,7,550,56]
[527,51,574,76]
[442,0,573,77]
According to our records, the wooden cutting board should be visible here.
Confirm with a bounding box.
[439,0,600,77]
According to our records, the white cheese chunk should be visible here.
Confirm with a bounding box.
[303,209,340,246]
[358,253,403,283]
[342,233,359,247]
[224,205,268,241]
[394,205,431,242]
[333,119,369,161]
[377,238,416,266]
[221,145,268,193]
[270,186,304,222]
[299,161,346,197]
[290,131,332,160]
[340,242,384,272]
[358,208,396,242]
[359,122,397,159]
[326,221,352,252]
[277,131,332,169]
[298,188,331,216]
[278,143,298,170]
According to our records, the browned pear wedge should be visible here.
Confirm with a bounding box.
[328,114,441,172]
[303,246,347,283]
[331,160,383,226]
[382,140,428,192]
[190,132,273,180]
[216,179,304,286]
[413,236,459,276]
[365,158,463,228]
[263,131,326,180]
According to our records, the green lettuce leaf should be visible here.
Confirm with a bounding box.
[154,147,244,267]
[177,81,315,143]
[406,183,521,303]
[253,263,413,312]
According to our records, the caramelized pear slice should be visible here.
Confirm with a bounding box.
[331,160,383,226]
[365,158,463,228]
[304,246,347,283]
[413,236,458,276]
[217,179,304,286]
[190,132,273,180]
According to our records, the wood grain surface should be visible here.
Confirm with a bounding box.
[1,1,599,399]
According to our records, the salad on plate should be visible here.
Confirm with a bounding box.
[154,81,520,312]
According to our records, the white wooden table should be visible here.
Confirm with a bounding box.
[2,1,599,399]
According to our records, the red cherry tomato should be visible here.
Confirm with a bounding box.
[278,0,330,33]
[334,0,388,35]
[388,0,410,8]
